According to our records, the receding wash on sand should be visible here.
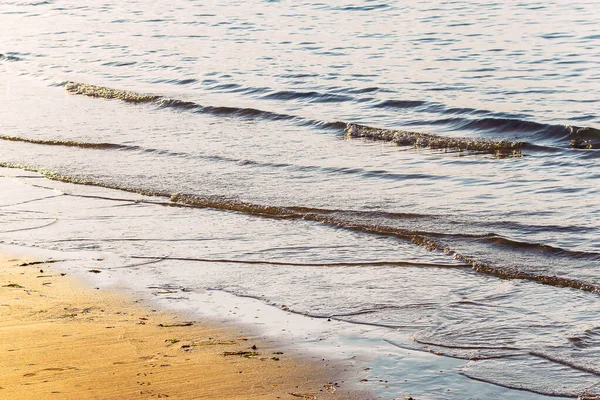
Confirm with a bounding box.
[0,255,362,399]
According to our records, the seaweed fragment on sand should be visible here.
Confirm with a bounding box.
[19,260,58,267]
[192,340,236,346]
[158,322,194,327]
[323,383,336,393]
[289,393,317,399]
[2,283,24,288]
[222,351,260,358]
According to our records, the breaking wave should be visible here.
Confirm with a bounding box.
[0,134,133,149]
[1,161,599,295]
[63,81,600,152]
[344,123,526,155]
[65,82,159,103]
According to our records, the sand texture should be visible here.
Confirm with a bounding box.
[0,255,359,400]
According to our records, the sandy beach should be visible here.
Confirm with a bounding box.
[0,252,363,400]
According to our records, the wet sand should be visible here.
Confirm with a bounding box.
[0,253,363,400]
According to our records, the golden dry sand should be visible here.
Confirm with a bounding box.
[0,255,363,400]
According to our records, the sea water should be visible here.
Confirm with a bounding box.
[1,1,599,398]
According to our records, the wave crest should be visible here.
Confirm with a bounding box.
[567,125,600,149]
[1,162,599,296]
[65,82,160,103]
[345,123,525,155]
[0,134,131,149]
[0,53,22,62]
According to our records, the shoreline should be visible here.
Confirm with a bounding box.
[1,166,576,400]
[0,251,365,400]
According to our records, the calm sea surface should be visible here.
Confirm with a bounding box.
[1,1,599,398]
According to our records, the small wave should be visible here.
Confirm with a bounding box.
[152,78,198,86]
[201,105,296,121]
[0,134,132,150]
[345,123,525,155]
[262,90,353,103]
[174,78,197,85]
[157,98,201,111]
[567,327,600,351]
[452,252,600,295]
[0,134,197,159]
[2,162,600,296]
[157,97,303,122]
[334,86,382,95]
[208,83,241,91]
[482,236,600,261]
[458,117,553,134]
[440,107,493,116]
[64,81,598,151]
[461,355,600,398]
[420,116,556,135]
[65,82,159,103]
[66,81,308,124]
[375,99,427,109]
[529,350,600,378]
[49,80,70,87]
[128,255,466,269]
[564,125,600,149]
[460,118,600,148]
[303,120,347,130]
[331,4,390,11]
[0,162,172,198]
[101,60,137,67]
[409,114,599,149]
[411,334,521,352]
[0,53,22,62]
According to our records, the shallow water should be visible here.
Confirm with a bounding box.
[1,1,599,397]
